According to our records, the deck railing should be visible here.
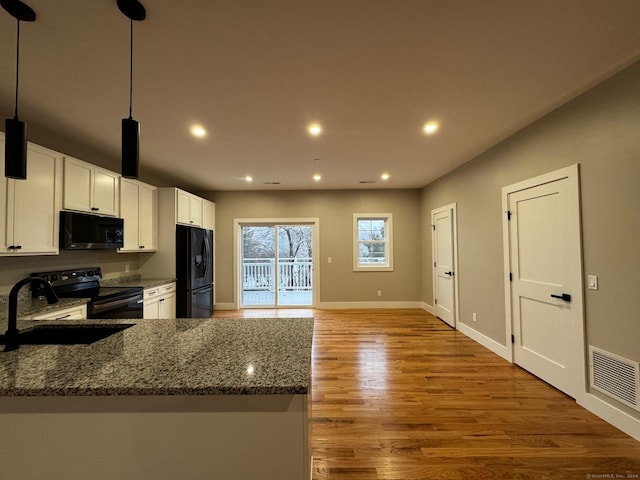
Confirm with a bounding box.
[243,257,312,291]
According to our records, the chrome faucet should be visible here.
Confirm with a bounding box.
[4,277,59,352]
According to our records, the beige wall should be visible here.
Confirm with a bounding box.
[199,189,422,306]
[421,60,640,416]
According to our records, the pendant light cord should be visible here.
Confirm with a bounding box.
[128,18,133,120]
[14,19,21,119]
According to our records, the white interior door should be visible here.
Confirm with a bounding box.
[505,167,584,398]
[432,205,457,328]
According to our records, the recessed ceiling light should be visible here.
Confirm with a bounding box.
[245,175,253,183]
[422,121,439,135]
[313,174,322,182]
[190,125,207,138]
[381,173,390,181]
[307,123,322,137]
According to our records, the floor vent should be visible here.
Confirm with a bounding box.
[590,346,639,411]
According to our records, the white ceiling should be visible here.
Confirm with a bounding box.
[1,0,640,191]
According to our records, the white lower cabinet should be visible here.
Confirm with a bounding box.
[31,304,87,321]
[143,283,176,319]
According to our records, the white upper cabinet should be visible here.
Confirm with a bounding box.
[63,156,119,217]
[119,177,157,252]
[176,188,203,227]
[202,198,216,231]
[0,135,62,256]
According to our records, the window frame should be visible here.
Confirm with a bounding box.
[352,213,394,271]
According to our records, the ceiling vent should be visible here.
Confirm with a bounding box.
[590,346,639,411]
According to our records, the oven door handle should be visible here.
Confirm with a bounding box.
[91,294,143,314]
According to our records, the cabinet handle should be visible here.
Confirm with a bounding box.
[139,246,145,249]
[8,245,15,250]
[190,220,194,224]
[55,314,71,320]
[91,207,100,211]
[14,245,22,250]
[159,298,165,302]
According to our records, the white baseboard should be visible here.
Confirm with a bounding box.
[579,393,640,442]
[421,303,435,315]
[456,321,511,361]
[317,301,423,309]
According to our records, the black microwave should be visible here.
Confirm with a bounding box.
[60,211,124,250]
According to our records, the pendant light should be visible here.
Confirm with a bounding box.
[117,0,146,179]
[2,0,36,179]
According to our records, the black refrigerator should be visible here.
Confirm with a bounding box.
[176,225,214,318]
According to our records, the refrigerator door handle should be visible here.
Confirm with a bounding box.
[202,233,211,280]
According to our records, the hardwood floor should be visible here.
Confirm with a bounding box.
[214,308,640,479]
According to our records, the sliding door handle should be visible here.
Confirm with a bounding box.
[551,293,571,302]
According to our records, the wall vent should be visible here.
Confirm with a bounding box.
[590,346,639,411]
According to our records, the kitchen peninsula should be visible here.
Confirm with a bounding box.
[0,316,313,480]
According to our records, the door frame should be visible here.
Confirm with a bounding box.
[233,218,320,309]
[501,164,586,399]
[431,203,459,328]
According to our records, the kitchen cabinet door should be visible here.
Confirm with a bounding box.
[143,297,160,319]
[159,292,176,319]
[202,199,216,231]
[119,178,157,252]
[0,136,61,255]
[62,156,92,212]
[138,183,157,250]
[119,178,140,251]
[63,157,119,217]
[176,189,202,226]
[93,167,119,216]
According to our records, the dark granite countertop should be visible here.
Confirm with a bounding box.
[0,317,313,397]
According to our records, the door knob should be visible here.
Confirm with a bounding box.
[550,293,571,302]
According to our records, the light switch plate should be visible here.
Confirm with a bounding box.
[588,275,598,290]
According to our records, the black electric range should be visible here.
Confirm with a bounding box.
[31,267,144,319]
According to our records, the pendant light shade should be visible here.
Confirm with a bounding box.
[122,117,139,178]
[2,0,36,180]
[118,0,145,179]
[4,118,27,179]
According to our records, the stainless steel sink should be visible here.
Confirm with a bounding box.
[0,324,135,346]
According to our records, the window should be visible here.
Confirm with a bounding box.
[353,213,393,271]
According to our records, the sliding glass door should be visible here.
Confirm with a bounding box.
[241,224,313,307]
